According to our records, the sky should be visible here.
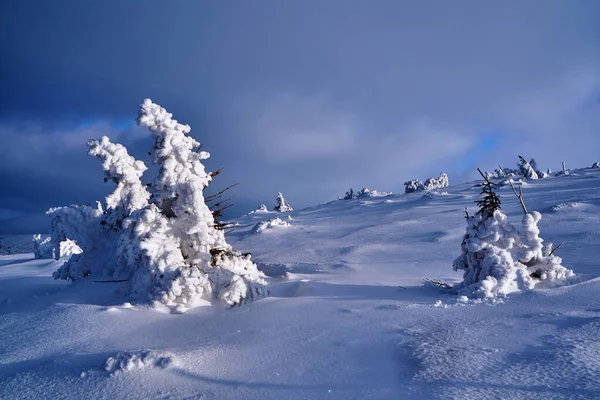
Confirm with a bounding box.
[0,0,599,233]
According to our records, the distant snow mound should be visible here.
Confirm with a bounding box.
[253,217,291,233]
[104,350,175,376]
[249,204,270,214]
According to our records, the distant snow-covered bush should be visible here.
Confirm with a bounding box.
[404,179,424,194]
[253,217,291,233]
[341,188,391,200]
[592,162,599,169]
[47,99,267,311]
[274,192,293,212]
[452,171,575,300]
[406,172,449,193]
[423,173,449,190]
[249,204,270,214]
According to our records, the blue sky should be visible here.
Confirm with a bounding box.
[0,0,599,233]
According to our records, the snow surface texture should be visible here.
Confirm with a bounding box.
[274,192,293,212]
[1,168,599,400]
[47,99,267,311]
[104,350,175,376]
[452,210,575,300]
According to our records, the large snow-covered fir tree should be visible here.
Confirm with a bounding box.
[274,192,293,212]
[452,170,574,300]
[48,99,267,311]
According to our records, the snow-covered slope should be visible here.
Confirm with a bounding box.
[1,169,599,399]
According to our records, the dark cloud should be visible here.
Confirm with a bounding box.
[0,0,598,233]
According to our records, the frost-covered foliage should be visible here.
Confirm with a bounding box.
[32,234,54,259]
[423,173,449,190]
[253,217,291,233]
[592,162,600,169]
[404,179,424,194]
[453,211,575,299]
[453,173,574,299]
[274,192,293,212]
[341,188,391,200]
[518,156,539,180]
[48,99,267,311]
[249,204,269,214]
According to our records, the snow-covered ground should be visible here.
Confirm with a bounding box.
[1,168,599,399]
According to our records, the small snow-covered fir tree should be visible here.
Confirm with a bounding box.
[592,162,600,169]
[274,192,293,212]
[518,155,539,179]
[48,99,267,311]
[452,169,574,300]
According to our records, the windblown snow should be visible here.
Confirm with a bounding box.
[1,168,600,399]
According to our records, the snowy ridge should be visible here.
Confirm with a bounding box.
[1,168,599,399]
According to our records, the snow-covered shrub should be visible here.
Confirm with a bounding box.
[48,99,267,311]
[555,161,569,176]
[592,162,600,169]
[518,156,538,180]
[404,179,424,194]
[452,173,574,300]
[274,192,293,212]
[249,204,269,214]
[341,188,391,200]
[253,217,291,233]
[423,173,449,190]
[342,188,357,200]
[32,234,54,259]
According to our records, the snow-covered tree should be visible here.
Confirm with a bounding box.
[452,170,574,300]
[592,162,600,169]
[404,179,424,194]
[48,99,267,311]
[274,192,293,212]
[423,172,449,190]
[518,155,539,179]
[343,188,357,200]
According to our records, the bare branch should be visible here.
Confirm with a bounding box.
[498,165,528,214]
[548,241,564,256]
